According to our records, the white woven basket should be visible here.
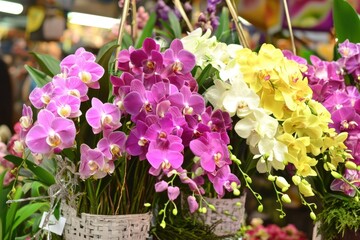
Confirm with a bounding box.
[62,204,152,240]
[200,194,246,236]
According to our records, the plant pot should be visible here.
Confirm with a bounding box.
[312,222,360,240]
[199,193,247,236]
[62,203,152,240]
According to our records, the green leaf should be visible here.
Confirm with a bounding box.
[168,11,182,39]
[135,12,156,49]
[30,52,60,77]
[5,187,22,239]
[195,64,217,92]
[159,19,175,39]
[122,32,133,50]
[12,202,49,233]
[24,65,52,88]
[0,172,8,240]
[4,155,55,186]
[31,181,47,197]
[215,7,230,41]
[333,0,360,43]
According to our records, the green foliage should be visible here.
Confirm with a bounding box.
[24,65,52,88]
[333,0,360,43]
[135,12,156,49]
[5,155,55,187]
[215,7,230,42]
[317,195,360,240]
[30,52,61,77]
[168,11,182,39]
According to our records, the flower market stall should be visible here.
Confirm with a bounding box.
[1,0,360,239]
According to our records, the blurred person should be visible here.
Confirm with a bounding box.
[0,57,14,131]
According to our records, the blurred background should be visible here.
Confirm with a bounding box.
[0,0,359,238]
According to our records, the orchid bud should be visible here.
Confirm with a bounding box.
[292,175,301,185]
[345,161,357,170]
[208,204,216,211]
[233,188,240,196]
[331,171,342,179]
[257,204,263,212]
[144,203,151,207]
[172,208,178,216]
[281,194,291,203]
[275,177,290,191]
[155,180,168,192]
[187,196,199,213]
[299,179,314,197]
[267,174,276,181]
[310,212,316,221]
[160,220,166,228]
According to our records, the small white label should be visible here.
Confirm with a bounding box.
[39,212,66,236]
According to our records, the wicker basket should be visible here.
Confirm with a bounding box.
[62,204,152,239]
[200,194,246,236]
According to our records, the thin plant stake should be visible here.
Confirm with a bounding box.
[225,0,249,48]
[131,0,138,41]
[283,0,296,54]
[173,0,193,32]
[114,0,131,73]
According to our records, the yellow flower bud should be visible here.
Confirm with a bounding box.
[281,194,291,203]
[331,171,342,179]
[160,220,166,228]
[202,207,207,214]
[144,203,151,207]
[345,161,357,170]
[355,196,359,202]
[233,188,240,196]
[310,212,316,221]
[236,202,242,207]
[267,174,276,181]
[324,162,336,171]
[172,208,178,215]
[208,204,216,211]
[246,176,252,184]
[299,179,314,197]
[292,175,301,185]
[257,204,263,213]
[276,176,290,190]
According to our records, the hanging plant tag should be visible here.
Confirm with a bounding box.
[39,212,66,236]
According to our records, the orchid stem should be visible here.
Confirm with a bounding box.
[225,0,249,48]
[173,0,193,32]
[283,0,296,54]
[115,0,131,73]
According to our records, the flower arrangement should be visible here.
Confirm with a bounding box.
[2,0,360,239]
[243,218,307,240]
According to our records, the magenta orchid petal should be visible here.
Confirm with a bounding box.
[167,186,180,201]
[155,180,168,192]
[187,196,199,213]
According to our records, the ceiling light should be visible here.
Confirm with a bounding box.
[67,12,119,29]
[0,1,24,15]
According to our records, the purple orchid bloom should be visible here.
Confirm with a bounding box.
[208,165,240,198]
[146,135,184,172]
[130,38,162,74]
[46,94,81,118]
[189,132,231,173]
[123,79,155,117]
[125,120,150,160]
[163,39,196,75]
[330,107,360,134]
[330,169,360,197]
[85,97,122,134]
[79,144,106,180]
[338,40,360,59]
[19,104,33,131]
[25,109,76,154]
[68,60,105,89]
[52,76,89,102]
[167,86,205,115]
[97,131,127,160]
[29,82,54,109]
[60,47,96,70]
[110,72,134,97]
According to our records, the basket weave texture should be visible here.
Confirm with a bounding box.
[62,204,152,240]
[201,194,246,236]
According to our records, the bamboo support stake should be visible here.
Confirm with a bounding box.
[173,0,193,32]
[131,0,137,41]
[115,0,131,73]
[283,0,296,54]
[225,0,249,48]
